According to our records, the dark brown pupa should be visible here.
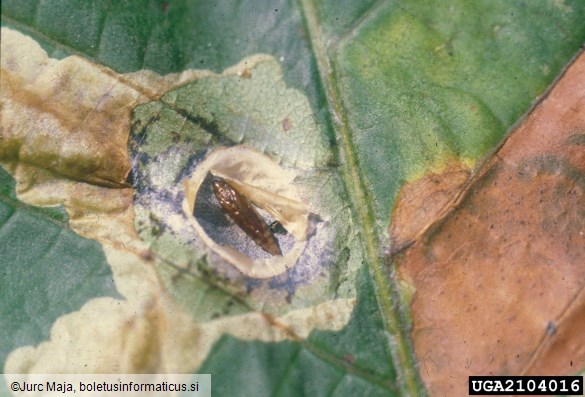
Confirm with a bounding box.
[212,178,282,256]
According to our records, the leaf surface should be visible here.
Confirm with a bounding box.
[391,53,585,396]
[2,1,585,396]
[0,168,119,367]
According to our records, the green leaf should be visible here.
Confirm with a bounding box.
[1,0,321,104]
[0,168,119,366]
[317,0,585,221]
[199,266,396,396]
[2,1,585,396]
[200,268,400,396]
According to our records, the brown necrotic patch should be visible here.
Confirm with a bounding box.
[390,52,585,396]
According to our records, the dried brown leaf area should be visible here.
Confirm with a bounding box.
[391,52,585,396]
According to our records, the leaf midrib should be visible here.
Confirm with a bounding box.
[297,0,427,395]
